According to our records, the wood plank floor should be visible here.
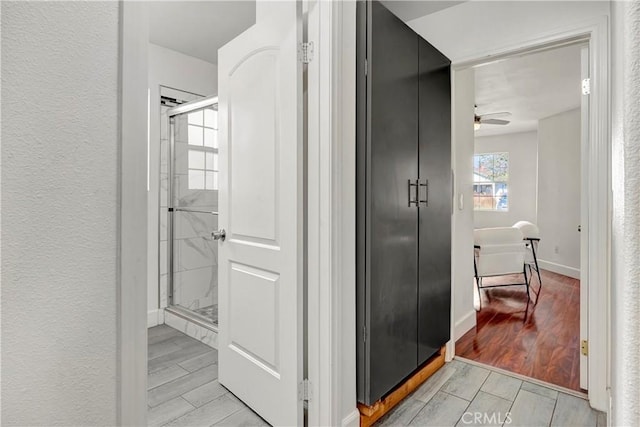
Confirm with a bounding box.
[456,269,582,391]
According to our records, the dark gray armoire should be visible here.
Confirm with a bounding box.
[356,0,452,405]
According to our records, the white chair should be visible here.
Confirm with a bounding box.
[473,227,530,309]
[512,221,542,286]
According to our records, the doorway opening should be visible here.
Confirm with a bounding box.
[454,42,589,393]
[144,1,268,425]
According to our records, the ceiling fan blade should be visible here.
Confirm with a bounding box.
[479,112,512,119]
[481,119,510,125]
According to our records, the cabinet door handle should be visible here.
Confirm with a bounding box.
[408,179,419,207]
[419,180,429,206]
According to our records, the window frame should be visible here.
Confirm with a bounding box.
[186,108,219,191]
[473,151,509,212]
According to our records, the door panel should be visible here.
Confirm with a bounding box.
[367,0,419,404]
[228,50,278,243]
[418,39,452,364]
[217,1,303,425]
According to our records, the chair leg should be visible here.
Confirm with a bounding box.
[530,240,542,285]
[523,265,531,302]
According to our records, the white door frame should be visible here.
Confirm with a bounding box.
[446,17,610,412]
[117,0,345,424]
[306,0,359,425]
[119,2,150,425]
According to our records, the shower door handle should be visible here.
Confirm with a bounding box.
[212,229,226,242]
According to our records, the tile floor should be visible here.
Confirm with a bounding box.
[147,324,266,426]
[149,324,605,427]
[376,359,606,427]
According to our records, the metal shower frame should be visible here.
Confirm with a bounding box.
[166,96,219,312]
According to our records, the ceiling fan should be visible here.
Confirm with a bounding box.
[474,106,511,130]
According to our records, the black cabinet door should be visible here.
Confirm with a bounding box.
[418,39,452,364]
[358,0,419,405]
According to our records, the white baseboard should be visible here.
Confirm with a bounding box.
[147,309,163,328]
[537,259,580,279]
[341,409,360,427]
[454,309,477,341]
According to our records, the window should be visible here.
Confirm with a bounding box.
[187,107,218,190]
[473,152,509,211]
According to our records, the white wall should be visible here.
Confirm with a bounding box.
[147,43,218,327]
[474,131,538,229]
[537,109,581,276]
[452,68,477,341]
[2,2,120,424]
[407,1,610,63]
[610,1,640,425]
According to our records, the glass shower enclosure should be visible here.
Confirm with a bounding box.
[166,96,219,327]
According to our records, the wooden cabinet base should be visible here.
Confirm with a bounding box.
[357,346,446,427]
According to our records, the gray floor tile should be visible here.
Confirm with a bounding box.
[165,394,245,427]
[148,364,190,390]
[520,381,559,401]
[147,397,195,427]
[182,379,228,408]
[412,362,457,404]
[178,350,218,372]
[455,391,513,427]
[440,363,491,401]
[213,408,270,426]
[375,398,425,427]
[480,372,522,402]
[409,392,469,426]
[148,364,219,407]
[148,325,183,345]
[508,389,556,427]
[550,393,597,427]
[148,341,212,374]
[148,340,182,361]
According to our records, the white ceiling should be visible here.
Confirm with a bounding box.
[148,1,256,65]
[474,44,583,137]
[381,1,466,22]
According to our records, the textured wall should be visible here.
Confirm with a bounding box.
[474,131,538,229]
[1,2,120,425]
[611,1,640,425]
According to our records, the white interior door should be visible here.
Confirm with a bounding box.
[579,44,589,390]
[217,2,303,425]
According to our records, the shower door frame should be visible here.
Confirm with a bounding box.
[166,96,220,327]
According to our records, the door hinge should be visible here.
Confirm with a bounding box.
[581,339,588,356]
[300,42,314,64]
[299,379,312,402]
[363,325,367,343]
[582,78,591,95]
[365,58,368,76]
